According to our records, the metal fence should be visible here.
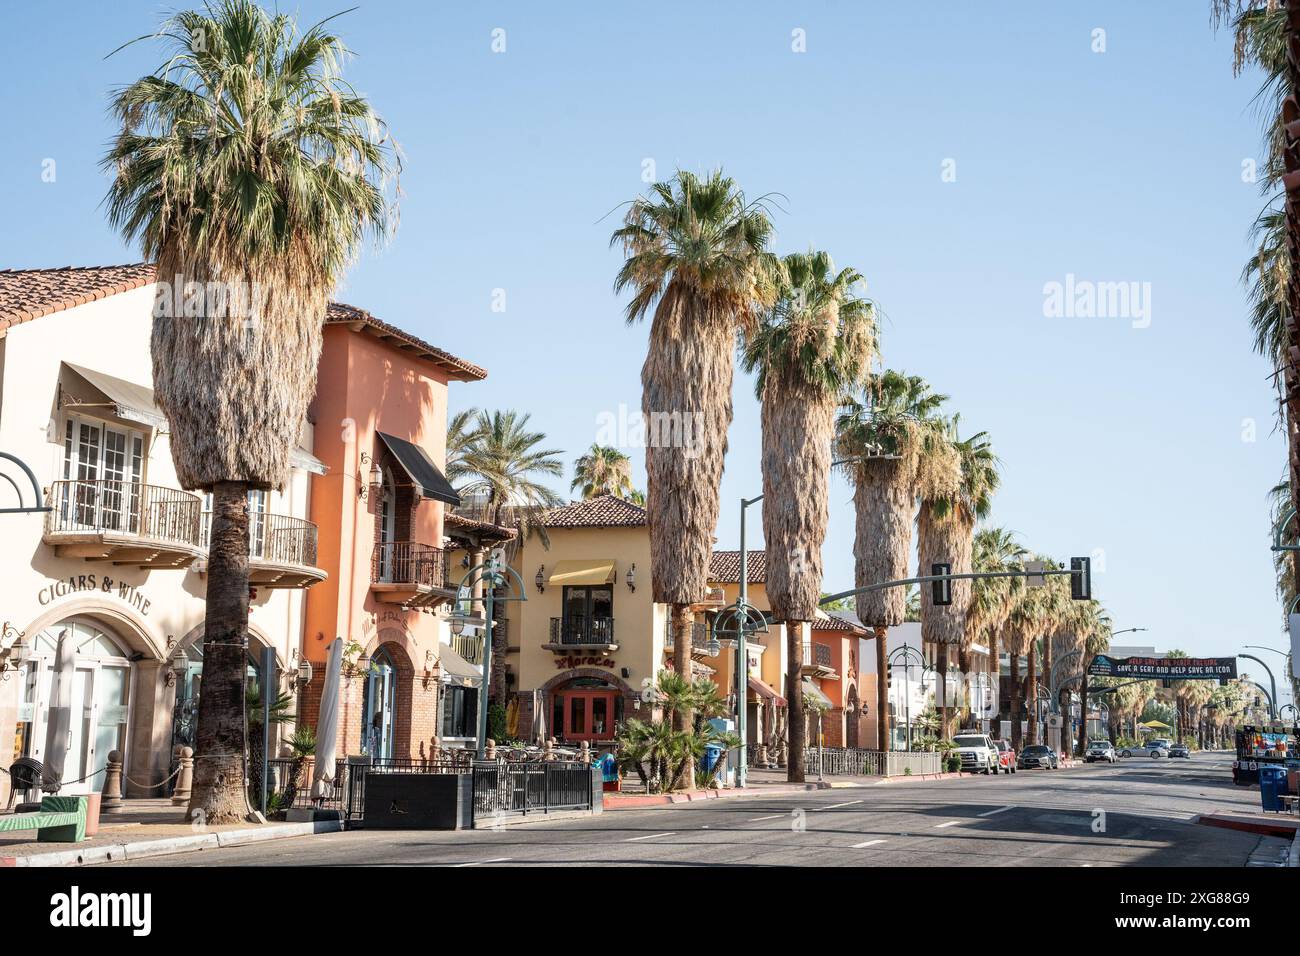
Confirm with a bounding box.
[371,541,449,588]
[471,761,594,819]
[802,748,942,777]
[46,479,202,545]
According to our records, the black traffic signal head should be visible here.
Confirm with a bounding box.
[931,563,952,606]
[1070,556,1091,601]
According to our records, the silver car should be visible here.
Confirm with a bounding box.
[1085,740,1116,763]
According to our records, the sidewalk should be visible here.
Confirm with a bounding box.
[0,798,340,867]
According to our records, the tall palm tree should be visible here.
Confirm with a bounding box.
[612,168,778,788]
[445,407,483,488]
[918,420,999,738]
[571,444,635,499]
[967,527,1026,733]
[1003,554,1062,749]
[743,250,876,781]
[835,371,958,752]
[104,0,397,822]
[452,409,564,532]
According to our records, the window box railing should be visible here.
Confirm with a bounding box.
[663,619,711,650]
[371,541,449,589]
[46,479,202,547]
[202,511,319,568]
[801,642,834,668]
[549,616,616,646]
[450,631,483,665]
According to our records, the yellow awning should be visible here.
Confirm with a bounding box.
[548,559,616,586]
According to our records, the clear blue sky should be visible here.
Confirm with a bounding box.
[0,1,1292,701]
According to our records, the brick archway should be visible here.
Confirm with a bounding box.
[526,667,638,744]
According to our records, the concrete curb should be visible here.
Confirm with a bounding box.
[0,819,342,867]
[1290,829,1300,868]
[604,782,832,810]
[1194,813,1300,839]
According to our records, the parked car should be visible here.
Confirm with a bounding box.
[1085,740,1117,763]
[1017,744,1059,770]
[993,739,1017,773]
[1147,739,1171,758]
[1168,743,1190,758]
[952,732,1001,774]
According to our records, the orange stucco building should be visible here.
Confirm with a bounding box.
[299,303,486,760]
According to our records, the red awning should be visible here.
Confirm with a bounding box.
[748,676,786,706]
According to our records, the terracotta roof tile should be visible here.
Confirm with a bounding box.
[0,265,486,380]
[539,494,647,528]
[0,264,156,331]
[708,550,766,584]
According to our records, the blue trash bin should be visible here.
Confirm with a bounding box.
[1259,765,1287,812]
[701,744,724,775]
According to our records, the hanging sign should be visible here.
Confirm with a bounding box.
[1086,655,1236,680]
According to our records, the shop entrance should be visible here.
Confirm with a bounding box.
[553,681,618,742]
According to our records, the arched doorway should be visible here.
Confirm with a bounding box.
[361,645,398,759]
[846,685,860,749]
[552,677,620,743]
[15,618,134,794]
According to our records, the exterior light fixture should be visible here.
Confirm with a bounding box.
[535,566,545,593]
[706,638,722,657]
[297,657,314,688]
[626,563,636,592]
[1,626,27,681]
[450,612,466,637]
[358,452,381,500]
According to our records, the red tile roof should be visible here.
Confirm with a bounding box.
[814,613,869,635]
[443,511,517,542]
[540,494,647,528]
[0,264,156,331]
[0,265,485,380]
[325,302,486,381]
[708,550,767,584]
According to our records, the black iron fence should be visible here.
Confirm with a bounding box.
[371,541,449,589]
[471,761,595,819]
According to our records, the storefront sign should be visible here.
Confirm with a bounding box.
[554,654,615,670]
[37,573,152,616]
[1086,655,1236,680]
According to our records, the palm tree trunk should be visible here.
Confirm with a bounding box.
[875,627,890,751]
[1077,672,1089,755]
[1026,646,1038,746]
[1009,652,1022,751]
[935,644,949,738]
[786,624,806,782]
[188,480,253,824]
[958,646,972,729]
[670,603,695,790]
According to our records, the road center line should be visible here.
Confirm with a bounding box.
[749,814,785,822]
[814,800,865,811]
[626,832,676,842]
[452,858,511,867]
[978,805,1015,817]
[934,821,961,828]
[851,839,887,848]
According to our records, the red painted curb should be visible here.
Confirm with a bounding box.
[603,782,831,810]
[1196,814,1300,839]
[0,858,14,867]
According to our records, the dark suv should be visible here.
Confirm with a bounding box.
[1017,744,1059,770]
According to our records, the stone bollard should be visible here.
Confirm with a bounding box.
[169,747,193,806]
[756,743,768,768]
[544,736,556,761]
[485,738,496,760]
[102,750,125,812]
[578,740,590,765]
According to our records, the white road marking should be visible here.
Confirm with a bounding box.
[934,821,961,828]
[626,832,676,842]
[978,805,1016,817]
[814,800,865,811]
[851,839,887,848]
[749,814,784,822]
[453,857,511,867]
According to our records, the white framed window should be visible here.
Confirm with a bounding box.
[58,414,146,532]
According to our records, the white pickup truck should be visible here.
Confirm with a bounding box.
[952,732,1000,775]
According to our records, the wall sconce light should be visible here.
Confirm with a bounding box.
[1,624,27,681]
[535,566,545,593]
[358,451,381,500]
[165,641,188,688]
[626,563,636,592]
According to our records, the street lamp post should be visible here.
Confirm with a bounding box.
[1238,654,1279,720]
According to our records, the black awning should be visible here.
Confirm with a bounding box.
[376,432,460,506]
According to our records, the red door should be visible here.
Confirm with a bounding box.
[561,690,616,742]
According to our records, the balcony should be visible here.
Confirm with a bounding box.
[195,512,326,589]
[689,585,726,612]
[371,541,455,610]
[663,619,715,658]
[800,641,838,678]
[44,479,204,568]
[545,616,618,653]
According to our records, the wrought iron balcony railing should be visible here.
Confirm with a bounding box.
[202,511,319,568]
[548,616,616,646]
[46,479,202,547]
[801,642,834,668]
[663,619,711,651]
[371,541,449,589]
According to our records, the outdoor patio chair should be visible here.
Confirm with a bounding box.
[4,757,45,812]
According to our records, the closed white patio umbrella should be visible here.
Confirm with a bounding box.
[41,629,75,793]
[311,637,344,800]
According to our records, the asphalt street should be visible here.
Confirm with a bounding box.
[106,751,1294,867]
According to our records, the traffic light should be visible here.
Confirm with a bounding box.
[931,563,952,606]
[1070,556,1091,601]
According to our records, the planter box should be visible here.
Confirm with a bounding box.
[363,772,473,830]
